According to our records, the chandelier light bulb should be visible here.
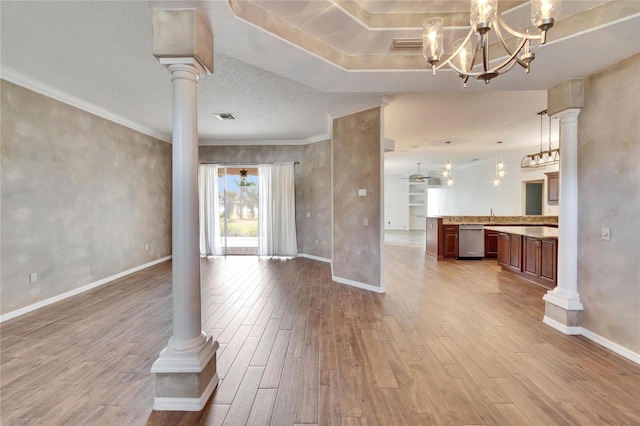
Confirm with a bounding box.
[499,169,505,177]
[493,178,501,187]
[423,18,443,67]
[471,0,497,29]
[448,178,454,186]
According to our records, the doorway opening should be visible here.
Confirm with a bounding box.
[219,166,259,255]
[524,180,544,215]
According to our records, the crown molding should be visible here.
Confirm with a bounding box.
[0,67,171,143]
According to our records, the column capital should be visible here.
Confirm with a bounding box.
[551,108,581,122]
[159,57,207,79]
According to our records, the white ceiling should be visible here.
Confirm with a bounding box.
[1,1,638,176]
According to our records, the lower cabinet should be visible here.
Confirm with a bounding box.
[523,237,557,287]
[497,233,510,267]
[484,230,498,258]
[443,225,459,258]
[498,232,557,288]
[497,233,522,272]
[508,234,522,272]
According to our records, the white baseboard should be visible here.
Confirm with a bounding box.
[542,316,583,335]
[298,253,331,263]
[543,316,640,365]
[581,327,640,365]
[153,373,219,411]
[0,256,172,323]
[332,275,386,294]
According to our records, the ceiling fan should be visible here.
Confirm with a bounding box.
[401,163,438,183]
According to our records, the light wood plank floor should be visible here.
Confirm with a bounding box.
[1,244,639,425]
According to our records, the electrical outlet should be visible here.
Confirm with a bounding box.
[363,218,369,226]
[307,212,311,218]
[29,272,37,283]
[601,228,610,241]
[315,239,319,245]
[145,244,149,251]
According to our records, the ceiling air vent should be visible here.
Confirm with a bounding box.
[214,113,236,120]
[391,38,422,50]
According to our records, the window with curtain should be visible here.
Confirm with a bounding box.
[198,164,224,256]
[258,162,298,256]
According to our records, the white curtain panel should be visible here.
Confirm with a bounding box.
[258,162,298,256]
[198,164,224,256]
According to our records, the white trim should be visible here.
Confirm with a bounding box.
[151,338,219,373]
[542,316,582,335]
[332,275,386,294]
[298,253,331,263]
[199,134,330,146]
[0,67,171,143]
[543,290,584,311]
[328,97,391,121]
[153,373,219,411]
[0,256,172,323]
[581,328,640,365]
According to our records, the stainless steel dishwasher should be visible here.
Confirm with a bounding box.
[458,224,485,259]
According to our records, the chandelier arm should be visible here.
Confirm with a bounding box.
[495,11,543,40]
[493,24,530,70]
[482,33,489,72]
[486,37,528,73]
[433,28,475,72]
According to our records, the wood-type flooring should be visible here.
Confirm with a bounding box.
[1,243,638,425]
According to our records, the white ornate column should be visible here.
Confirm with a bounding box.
[150,10,219,411]
[542,80,584,334]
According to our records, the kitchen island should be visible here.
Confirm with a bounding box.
[485,225,558,289]
[426,216,558,260]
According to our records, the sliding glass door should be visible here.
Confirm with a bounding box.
[219,166,259,255]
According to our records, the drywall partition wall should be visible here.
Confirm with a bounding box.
[578,53,640,354]
[1,80,172,315]
[301,140,331,259]
[384,174,409,230]
[427,149,559,216]
[332,107,382,290]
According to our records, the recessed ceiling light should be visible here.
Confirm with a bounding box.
[496,140,503,144]
[214,113,236,120]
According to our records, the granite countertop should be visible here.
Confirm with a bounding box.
[484,225,559,239]
[438,215,558,226]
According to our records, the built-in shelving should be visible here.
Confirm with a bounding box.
[408,182,427,230]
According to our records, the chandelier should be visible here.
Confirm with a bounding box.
[442,161,454,186]
[521,110,559,168]
[423,0,562,86]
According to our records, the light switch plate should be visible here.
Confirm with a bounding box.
[358,189,367,197]
[601,228,610,240]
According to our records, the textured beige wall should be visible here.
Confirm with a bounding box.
[301,140,331,259]
[1,80,172,315]
[578,53,640,352]
[332,108,382,287]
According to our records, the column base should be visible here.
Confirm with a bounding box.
[543,289,583,335]
[151,336,219,411]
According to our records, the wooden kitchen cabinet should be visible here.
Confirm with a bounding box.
[546,171,559,202]
[508,234,522,272]
[521,236,557,288]
[443,225,459,258]
[497,233,510,267]
[494,227,557,288]
[484,229,499,258]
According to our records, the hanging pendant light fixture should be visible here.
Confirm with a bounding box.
[423,0,562,86]
[239,168,249,186]
[521,110,560,168]
[442,161,454,186]
[494,141,505,186]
